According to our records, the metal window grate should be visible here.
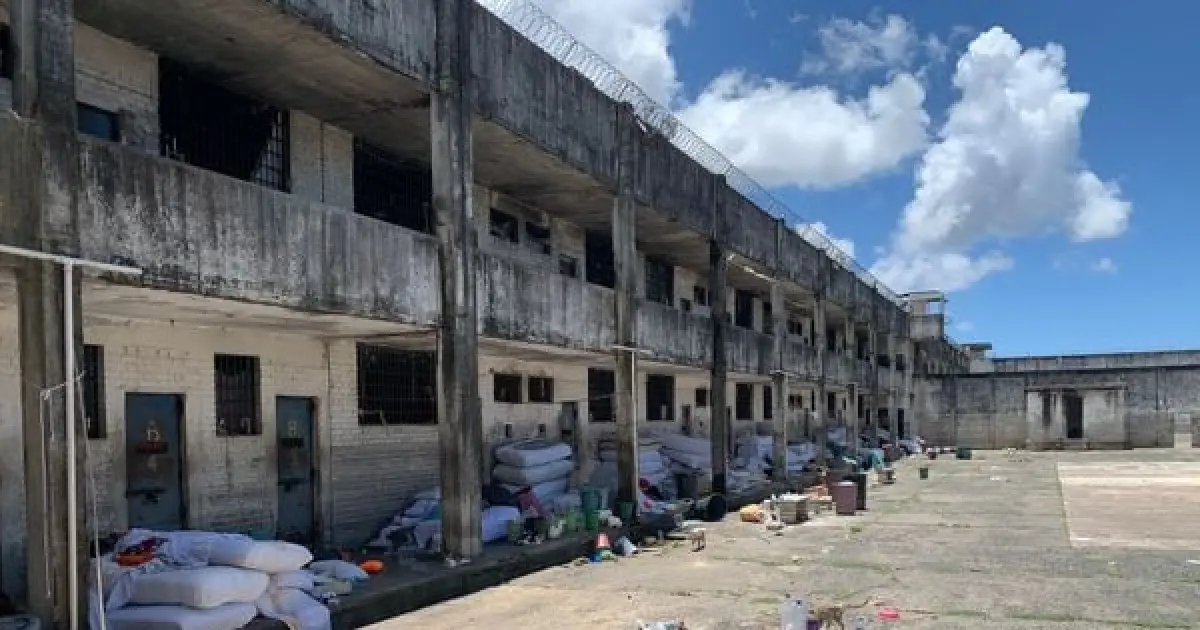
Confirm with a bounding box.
[528,376,554,403]
[353,140,433,233]
[735,383,753,420]
[159,58,290,192]
[493,373,522,404]
[357,345,437,425]
[644,256,674,306]
[215,354,261,436]
[645,374,674,421]
[82,344,106,439]
[587,368,615,423]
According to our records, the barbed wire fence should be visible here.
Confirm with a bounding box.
[477,0,904,307]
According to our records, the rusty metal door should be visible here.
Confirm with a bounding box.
[276,396,316,546]
[125,393,186,531]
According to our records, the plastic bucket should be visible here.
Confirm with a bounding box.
[580,485,600,513]
[584,511,600,532]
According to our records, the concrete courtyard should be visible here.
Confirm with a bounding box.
[373,450,1200,629]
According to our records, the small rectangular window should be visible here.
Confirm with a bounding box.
[763,385,773,420]
[588,368,615,422]
[645,256,674,306]
[646,374,675,421]
[585,230,615,288]
[558,255,579,278]
[525,222,552,255]
[357,345,437,425]
[694,388,709,408]
[0,24,12,81]
[528,376,554,403]
[214,354,261,436]
[77,103,120,142]
[83,345,105,439]
[493,373,523,404]
[680,298,692,313]
[489,209,519,243]
[693,285,709,306]
[735,383,753,420]
[734,290,754,329]
[762,301,774,335]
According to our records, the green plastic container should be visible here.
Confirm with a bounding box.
[918,466,929,480]
[584,511,600,532]
[580,485,600,513]
[618,501,634,523]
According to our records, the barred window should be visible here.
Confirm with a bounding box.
[215,354,261,436]
[357,345,437,425]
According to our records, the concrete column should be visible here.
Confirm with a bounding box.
[770,280,787,482]
[433,0,483,561]
[613,103,640,510]
[709,224,730,493]
[867,323,879,444]
[886,332,899,437]
[11,0,84,623]
[812,296,828,462]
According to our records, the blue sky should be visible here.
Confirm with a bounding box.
[513,1,1198,356]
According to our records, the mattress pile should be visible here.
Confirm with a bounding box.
[491,439,576,510]
[597,436,670,484]
[652,431,713,474]
[736,434,817,474]
[93,529,329,630]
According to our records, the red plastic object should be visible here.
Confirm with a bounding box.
[878,607,901,621]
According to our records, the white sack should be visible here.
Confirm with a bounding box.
[107,602,258,630]
[493,440,573,468]
[256,588,331,630]
[500,477,569,503]
[482,505,522,543]
[307,560,368,582]
[492,458,575,486]
[269,570,315,591]
[128,567,269,609]
[206,539,312,574]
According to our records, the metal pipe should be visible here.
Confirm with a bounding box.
[64,262,77,630]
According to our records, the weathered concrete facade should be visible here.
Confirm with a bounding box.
[0,0,920,614]
[918,352,1200,450]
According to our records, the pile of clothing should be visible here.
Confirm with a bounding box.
[93,529,332,630]
[367,486,523,551]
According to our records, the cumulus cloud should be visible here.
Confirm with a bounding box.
[871,27,1131,293]
[802,14,921,75]
[510,0,691,105]
[677,71,929,188]
[515,1,930,189]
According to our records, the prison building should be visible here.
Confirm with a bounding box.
[0,0,922,620]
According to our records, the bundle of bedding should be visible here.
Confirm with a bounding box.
[491,439,576,512]
[368,487,523,551]
[92,529,328,630]
[651,431,713,474]
[735,434,817,474]
[597,436,670,484]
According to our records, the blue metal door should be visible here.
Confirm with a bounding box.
[276,396,316,546]
[125,393,186,531]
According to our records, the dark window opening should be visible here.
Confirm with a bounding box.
[558,255,579,278]
[646,374,675,421]
[858,395,866,420]
[734,290,754,329]
[1064,389,1084,439]
[735,383,753,420]
[585,230,615,288]
[826,328,838,352]
[897,409,906,439]
[0,24,12,80]
[826,392,837,417]
[694,388,709,408]
[693,285,709,306]
[357,345,437,425]
[588,368,615,423]
[877,353,892,368]
[214,354,261,436]
[83,344,105,439]
[494,373,522,404]
[763,385,773,420]
[787,318,803,337]
[489,209,519,243]
[896,354,907,371]
[78,103,120,142]
[645,256,674,306]
[525,222,552,255]
[353,139,432,233]
[528,377,554,403]
[159,58,289,191]
[1042,393,1053,426]
[762,302,774,335]
[680,298,693,313]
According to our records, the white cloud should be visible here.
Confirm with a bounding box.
[801,14,921,75]
[871,27,1131,293]
[1091,257,1118,273]
[516,0,691,105]
[677,71,929,188]
[796,222,856,259]
[517,1,930,190]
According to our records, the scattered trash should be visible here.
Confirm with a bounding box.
[616,536,638,557]
[637,621,686,630]
[878,607,901,622]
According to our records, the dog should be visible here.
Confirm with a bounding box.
[687,527,707,551]
[813,597,872,629]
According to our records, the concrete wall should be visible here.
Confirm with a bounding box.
[988,350,1200,373]
[926,368,1200,449]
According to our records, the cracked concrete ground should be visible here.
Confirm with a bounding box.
[370,450,1200,629]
